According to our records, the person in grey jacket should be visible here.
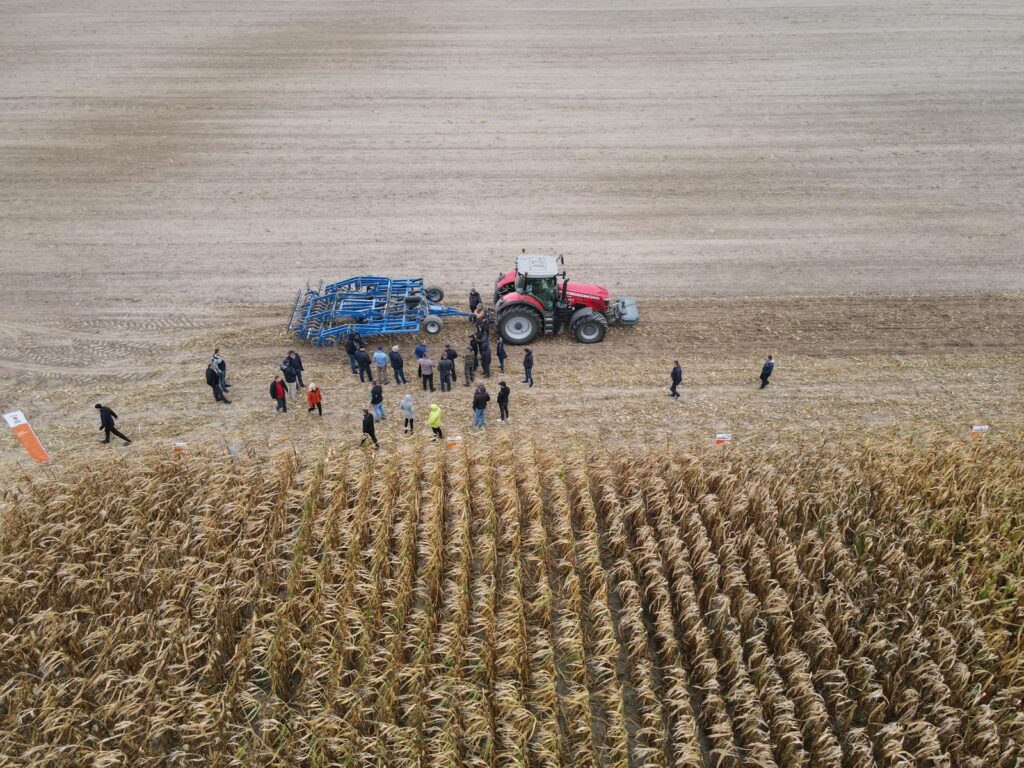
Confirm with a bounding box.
[400,393,415,433]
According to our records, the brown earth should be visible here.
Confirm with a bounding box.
[1,0,1023,470]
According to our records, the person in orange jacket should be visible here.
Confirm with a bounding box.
[307,382,323,415]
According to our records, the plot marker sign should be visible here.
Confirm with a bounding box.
[4,411,50,463]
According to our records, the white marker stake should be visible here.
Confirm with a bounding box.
[971,425,990,438]
[715,433,732,446]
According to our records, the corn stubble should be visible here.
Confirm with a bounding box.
[1,434,1022,767]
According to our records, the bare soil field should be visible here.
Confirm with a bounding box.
[2,0,1023,463]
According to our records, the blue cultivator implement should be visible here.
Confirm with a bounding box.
[288,276,472,347]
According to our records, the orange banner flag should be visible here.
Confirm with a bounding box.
[4,411,50,463]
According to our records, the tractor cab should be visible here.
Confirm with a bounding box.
[513,254,561,310]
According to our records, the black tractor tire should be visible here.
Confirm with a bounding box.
[425,285,445,303]
[570,308,608,344]
[497,305,542,345]
[423,315,444,335]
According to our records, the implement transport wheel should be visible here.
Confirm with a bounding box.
[424,315,444,335]
[497,305,542,345]
[425,285,445,303]
[570,308,608,343]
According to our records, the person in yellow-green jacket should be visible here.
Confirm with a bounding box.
[428,403,443,440]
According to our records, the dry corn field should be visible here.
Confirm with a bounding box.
[2,434,1023,767]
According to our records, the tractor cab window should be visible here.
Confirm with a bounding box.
[526,276,558,309]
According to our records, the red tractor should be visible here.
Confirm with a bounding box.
[492,254,639,344]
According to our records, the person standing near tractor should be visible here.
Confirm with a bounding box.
[270,374,288,413]
[390,345,408,384]
[344,333,359,374]
[373,346,389,384]
[523,348,534,387]
[307,382,323,415]
[479,335,492,378]
[759,355,775,389]
[95,403,131,445]
[361,408,379,449]
[370,383,386,421]
[472,384,490,430]
[400,393,415,433]
[414,340,428,360]
[496,337,507,373]
[468,288,481,313]
[463,345,475,387]
[497,380,511,422]
[206,362,231,404]
[438,354,454,392]
[355,346,374,383]
[428,403,443,440]
[670,360,683,399]
[419,354,435,392]
[469,335,480,371]
[443,343,458,383]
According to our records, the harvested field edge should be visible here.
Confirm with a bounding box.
[1,433,1022,767]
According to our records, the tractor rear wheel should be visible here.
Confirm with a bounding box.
[424,315,444,335]
[497,305,542,345]
[571,310,608,343]
[425,285,445,303]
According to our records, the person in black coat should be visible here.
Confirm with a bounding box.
[523,348,534,387]
[479,336,492,377]
[496,337,507,373]
[469,335,480,371]
[344,334,359,374]
[360,408,379,448]
[438,355,454,391]
[670,361,683,399]
[443,343,458,383]
[389,346,408,384]
[354,347,374,383]
[281,358,298,399]
[759,355,775,389]
[468,288,481,312]
[472,384,490,430]
[206,363,231,403]
[95,403,131,444]
[497,380,511,422]
[288,350,305,388]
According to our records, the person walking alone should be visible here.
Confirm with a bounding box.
[344,333,359,374]
[428,403,443,440]
[355,346,374,383]
[206,362,231,403]
[438,354,454,392]
[759,355,775,389]
[95,403,131,444]
[419,354,435,392]
[496,337,507,373]
[307,382,323,415]
[360,408,379,449]
[390,345,408,384]
[211,348,229,390]
[400,393,415,433]
[670,360,683,399]
[373,346,389,384]
[370,383,386,422]
[497,380,510,422]
[472,384,490,430]
[288,350,305,388]
[523,348,534,387]
[270,374,288,413]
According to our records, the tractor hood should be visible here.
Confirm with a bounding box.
[562,281,612,302]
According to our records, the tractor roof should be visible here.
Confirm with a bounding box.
[516,254,559,278]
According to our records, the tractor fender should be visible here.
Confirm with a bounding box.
[568,306,597,327]
[496,292,545,314]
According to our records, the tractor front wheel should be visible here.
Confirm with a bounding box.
[497,305,542,345]
[424,315,444,335]
[425,285,445,303]
[571,310,608,343]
